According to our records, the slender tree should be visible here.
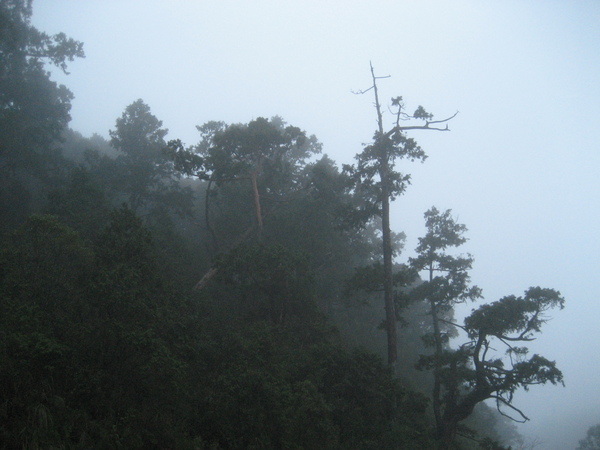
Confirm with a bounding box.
[411,208,565,449]
[350,63,457,369]
[410,207,481,446]
[109,99,190,213]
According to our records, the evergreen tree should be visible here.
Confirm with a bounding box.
[411,207,564,449]
[0,0,84,232]
[109,99,192,215]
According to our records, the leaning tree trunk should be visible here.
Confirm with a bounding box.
[250,169,263,239]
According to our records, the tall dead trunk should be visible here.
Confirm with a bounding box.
[371,62,398,370]
[354,62,455,370]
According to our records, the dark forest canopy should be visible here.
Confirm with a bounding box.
[0,2,565,449]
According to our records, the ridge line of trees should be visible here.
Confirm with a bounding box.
[0,2,565,448]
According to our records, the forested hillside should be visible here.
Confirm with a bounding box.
[0,2,564,448]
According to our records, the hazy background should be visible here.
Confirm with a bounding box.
[32,1,600,448]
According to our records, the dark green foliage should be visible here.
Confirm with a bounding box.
[464,286,565,339]
[0,215,92,448]
[0,214,92,308]
[410,207,482,308]
[199,116,321,188]
[349,129,426,209]
[46,166,112,240]
[189,318,433,449]
[577,424,600,450]
[0,206,437,448]
[0,0,83,171]
[0,211,192,448]
[109,99,193,215]
[462,287,565,400]
[0,9,542,447]
[211,243,316,325]
[0,177,32,236]
[0,0,84,234]
[163,138,206,179]
[189,116,322,246]
[260,155,377,308]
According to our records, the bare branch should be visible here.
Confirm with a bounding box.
[491,395,530,423]
[351,86,374,95]
[368,62,385,134]
[427,111,460,125]
[384,110,459,137]
[493,332,535,342]
[351,61,390,96]
[496,336,533,358]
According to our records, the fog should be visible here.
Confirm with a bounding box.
[33,1,600,448]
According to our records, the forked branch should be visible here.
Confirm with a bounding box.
[386,110,459,136]
[491,395,530,423]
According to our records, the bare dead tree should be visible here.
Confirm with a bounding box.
[352,62,457,370]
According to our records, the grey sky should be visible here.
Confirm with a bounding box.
[33,1,600,448]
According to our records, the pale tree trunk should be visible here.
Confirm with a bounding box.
[250,170,263,238]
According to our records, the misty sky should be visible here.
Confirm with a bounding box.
[32,2,600,448]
